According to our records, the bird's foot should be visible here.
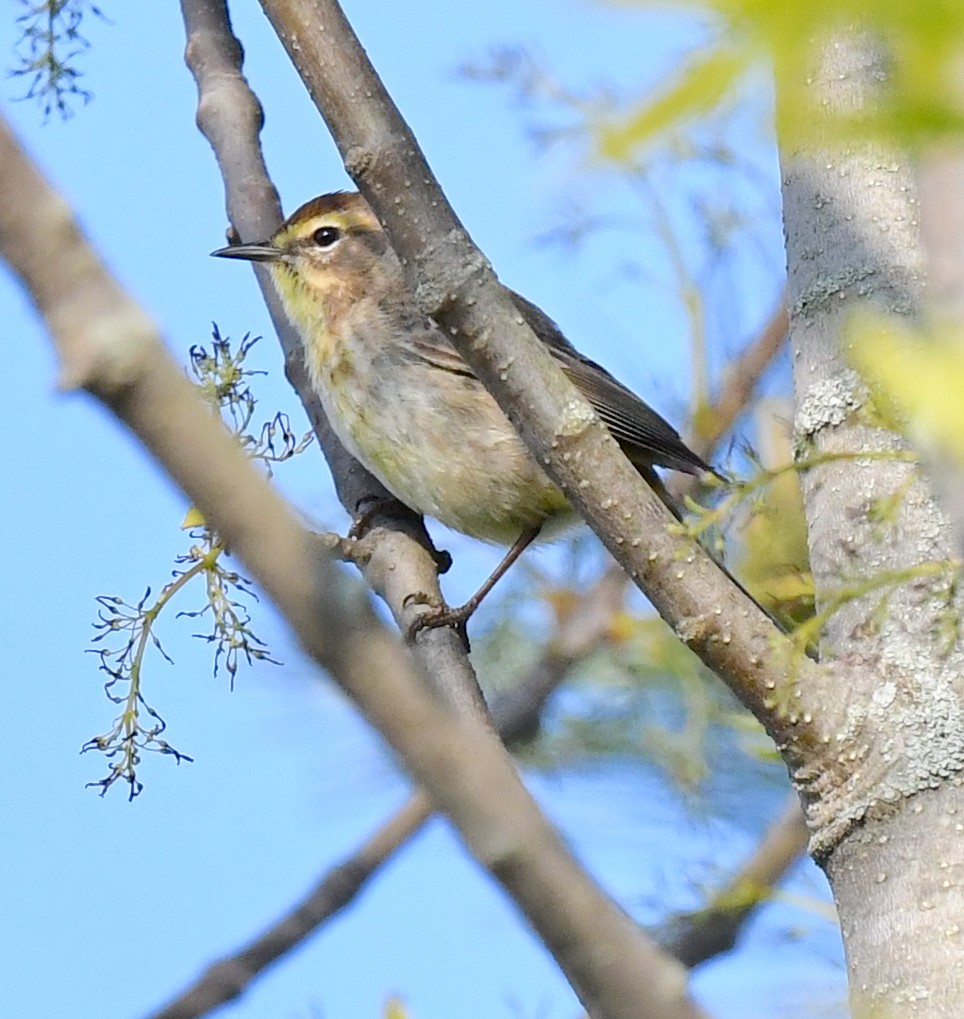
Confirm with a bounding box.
[404,591,476,650]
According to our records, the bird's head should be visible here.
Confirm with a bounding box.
[212,192,396,335]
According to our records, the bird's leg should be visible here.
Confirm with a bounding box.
[407,525,542,643]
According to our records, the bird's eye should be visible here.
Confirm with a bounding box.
[311,225,341,248]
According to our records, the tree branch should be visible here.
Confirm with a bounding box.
[659,794,809,967]
[147,794,431,1019]
[146,566,629,1019]
[180,0,485,722]
[256,0,830,772]
[0,111,710,1019]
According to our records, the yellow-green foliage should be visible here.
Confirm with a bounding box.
[600,46,746,161]
[599,0,964,158]
[384,998,409,1019]
[736,469,812,627]
[850,312,964,464]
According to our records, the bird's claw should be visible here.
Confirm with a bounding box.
[405,598,478,651]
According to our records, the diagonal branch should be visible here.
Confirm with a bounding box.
[147,551,809,1018]
[256,0,832,771]
[146,565,629,1019]
[0,110,710,1019]
[181,0,485,723]
[148,794,432,1019]
[659,793,810,967]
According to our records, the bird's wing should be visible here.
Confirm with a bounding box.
[551,349,710,475]
[510,291,712,476]
[406,291,713,477]
[407,327,476,379]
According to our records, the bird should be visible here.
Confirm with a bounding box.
[213,191,717,635]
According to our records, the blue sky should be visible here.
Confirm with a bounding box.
[1,2,842,1017]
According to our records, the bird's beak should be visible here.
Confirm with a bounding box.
[210,243,283,263]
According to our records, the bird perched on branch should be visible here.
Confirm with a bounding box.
[213,192,717,634]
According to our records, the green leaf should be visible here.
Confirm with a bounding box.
[850,312,964,462]
[599,48,747,160]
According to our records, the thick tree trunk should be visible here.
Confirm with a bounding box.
[781,32,964,1017]
[826,783,964,1017]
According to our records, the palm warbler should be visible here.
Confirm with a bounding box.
[213,192,714,625]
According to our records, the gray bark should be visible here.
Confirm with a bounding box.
[781,31,964,1018]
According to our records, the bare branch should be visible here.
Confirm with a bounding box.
[659,794,809,967]
[255,0,830,767]
[147,794,431,1019]
[180,0,486,722]
[0,112,709,1019]
[147,566,629,1019]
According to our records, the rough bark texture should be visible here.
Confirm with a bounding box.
[781,32,964,1017]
